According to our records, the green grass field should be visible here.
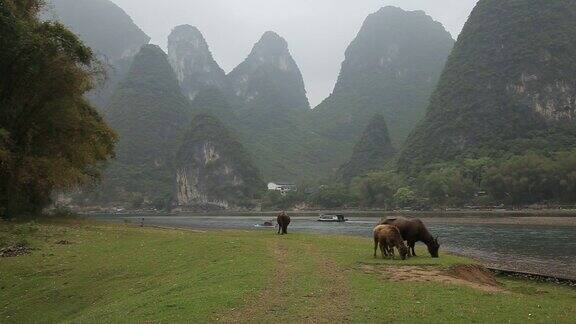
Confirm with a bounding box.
[1,219,575,323]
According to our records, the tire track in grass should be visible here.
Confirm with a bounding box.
[216,239,294,323]
[217,237,352,323]
[303,242,352,323]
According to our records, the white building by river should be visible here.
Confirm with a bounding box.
[267,182,297,195]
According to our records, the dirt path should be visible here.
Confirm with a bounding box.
[217,238,351,323]
[301,243,352,323]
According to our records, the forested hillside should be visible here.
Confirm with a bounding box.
[145,9,454,182]
[337,114,396,184]
[93,44,192,206]
[305,6,454,177]
[399,0,576,173]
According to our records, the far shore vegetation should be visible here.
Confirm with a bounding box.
[262,150,576,211]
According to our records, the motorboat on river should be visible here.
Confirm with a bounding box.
[254,220,276,228]
[317,214,347,223]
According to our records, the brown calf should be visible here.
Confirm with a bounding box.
[373,225,409,260]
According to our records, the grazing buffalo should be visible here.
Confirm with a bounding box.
[277,211,291,235]
[380,217,440,258]
[373,225,409,260]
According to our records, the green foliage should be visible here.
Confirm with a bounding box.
[351,171,406,209]
[309,184,355,209]
[393,187,417,208]
[151,194,173,211]
[483,151,576,207]
[417,167,477,207]
[0,0,116,217]
[406,151,576,208]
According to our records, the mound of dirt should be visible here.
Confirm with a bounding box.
[0,244,32,257]
[447,264,502,288]
[360,264,505,293]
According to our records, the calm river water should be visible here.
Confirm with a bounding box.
[89,214,576,280]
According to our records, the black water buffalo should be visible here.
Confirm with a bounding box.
[277,211,291,235]
[380,217,440,258]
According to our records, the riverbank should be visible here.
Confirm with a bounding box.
[84,209,576,224]
[86,214,576,280]
[1,219,575,322]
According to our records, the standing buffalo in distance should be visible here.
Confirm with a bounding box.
[380,217,440,258]
[373,224,409,260]
[277,211,291,235]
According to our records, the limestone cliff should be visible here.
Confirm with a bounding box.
[175,114,264,209]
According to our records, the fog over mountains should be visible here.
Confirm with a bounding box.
[93,0,479,106]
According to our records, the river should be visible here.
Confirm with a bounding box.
[87,214,576,280]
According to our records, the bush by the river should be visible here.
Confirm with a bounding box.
[263,150,576,210]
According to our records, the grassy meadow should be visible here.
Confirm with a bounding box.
[1,218,575,323]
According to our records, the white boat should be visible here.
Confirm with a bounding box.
[317,214,347,222]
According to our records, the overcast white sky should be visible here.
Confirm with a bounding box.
[110,0,479,106]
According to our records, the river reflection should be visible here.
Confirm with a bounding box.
[90,214,576,280]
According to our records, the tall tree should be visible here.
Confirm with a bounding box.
[0,0,116,217]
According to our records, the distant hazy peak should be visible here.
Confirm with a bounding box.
[169,25,209,51]
[340,5,453,80]
[376,5,425,15]
[227,30,309,110]
[121,44,181,93]
[233,32,288,71]
[134,44,170,69]
[167,24,227,101]
[252,31,289,53]
[139,44,166,56]
[361,6,449,40]
[45,0,150,62]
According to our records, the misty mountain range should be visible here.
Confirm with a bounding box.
[44,0,576,209]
